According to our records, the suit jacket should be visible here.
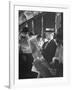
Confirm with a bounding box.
[42,39,57,64]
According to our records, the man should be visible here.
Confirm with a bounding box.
[19,27,37,79]
[42,29,56,64]
[42,28,63,77]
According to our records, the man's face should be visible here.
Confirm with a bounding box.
[45,32,52,40]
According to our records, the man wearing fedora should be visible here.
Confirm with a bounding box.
[42,28,56,64]
[42,27,63,77]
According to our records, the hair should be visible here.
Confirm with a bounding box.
[21,27,29,34]
[28,31,34,36]
[37,34,42,41]
[53,33,56,39]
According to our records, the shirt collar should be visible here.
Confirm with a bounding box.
[54,39,58,46]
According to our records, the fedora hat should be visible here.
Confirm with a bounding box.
[45,28,54,32]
